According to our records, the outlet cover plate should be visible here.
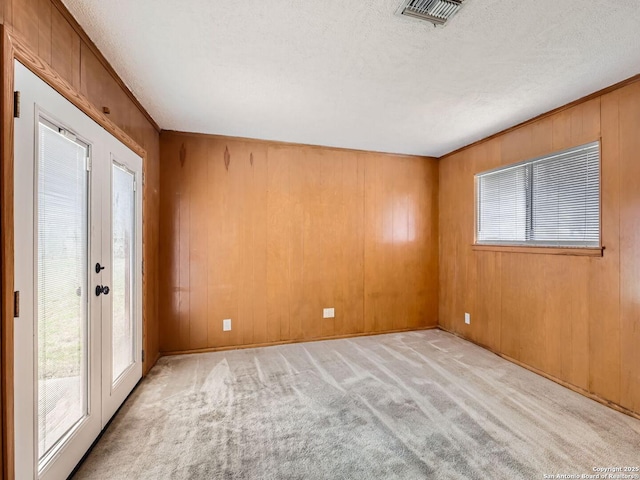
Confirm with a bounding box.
[223,319,232,331]
[464,313,471,325]
[323,308,335,319]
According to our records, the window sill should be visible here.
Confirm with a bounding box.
[471,244,604,257]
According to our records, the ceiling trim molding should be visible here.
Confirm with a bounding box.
[440,71,640,160]
[51,0,161,132]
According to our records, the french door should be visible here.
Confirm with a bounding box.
[13,61,143,480]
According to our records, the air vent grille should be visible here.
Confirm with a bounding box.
[400,0,464,25]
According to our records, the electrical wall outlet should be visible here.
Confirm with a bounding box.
[323,308,335,319]
[465,313,471,325]
[223,319,232,331]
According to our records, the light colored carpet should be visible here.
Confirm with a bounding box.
[73,330,640,479]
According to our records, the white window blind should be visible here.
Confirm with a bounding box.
[37,120,89,460]
[476,141,600,247]
[477,164,528,243]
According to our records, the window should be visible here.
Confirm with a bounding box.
[475,141,600,247]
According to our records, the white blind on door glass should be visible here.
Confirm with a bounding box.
[111,164,136,383]
[531,143,600,246]
[37,121,88,460]
[476,164,528,243]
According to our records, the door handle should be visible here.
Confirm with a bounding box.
[95,262,106,274]
[95,285,110,296]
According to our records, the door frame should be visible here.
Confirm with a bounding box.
[0,25,149,479]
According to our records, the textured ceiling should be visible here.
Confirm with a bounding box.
[61,0,640,157]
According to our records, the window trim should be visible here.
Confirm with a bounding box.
[471,244,604,257]
[474,140,602,252]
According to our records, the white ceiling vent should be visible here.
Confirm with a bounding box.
[399,0,465,26]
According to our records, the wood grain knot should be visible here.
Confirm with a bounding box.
[250,152,254,166]
[224,146,231,171]
[179,143,187,167]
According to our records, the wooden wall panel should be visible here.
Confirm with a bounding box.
[334,151,365,337]
[50,5,79,89]
[2,0,8,26]
[140,115,160,370]
[157,134,180,352]
[159,132,439,354]
[439,80,640,417]
[11,0,37,49]
[618,82,640,414]
[265,145,292,343]
[36,0,49,64]
[362,153,439,338]
[3,0,161,375]
[589,89,621,404]
[363,153,385,333]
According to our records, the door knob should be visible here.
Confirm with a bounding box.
[95,285,110,296]
[95,262,106,274]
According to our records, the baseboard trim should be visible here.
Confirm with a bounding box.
[159,325,439,357]
[143,352,161,376]
[436,326,640,422]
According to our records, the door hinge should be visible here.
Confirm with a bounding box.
[142,260,145,275]
[142,350,145,362]
[86,156,92,172]
[133,179,137,192]
[13,291,20,317]
[13,91,20,118]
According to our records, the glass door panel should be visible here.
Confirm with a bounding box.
[111,163,136,383]
[37,120,89,464]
